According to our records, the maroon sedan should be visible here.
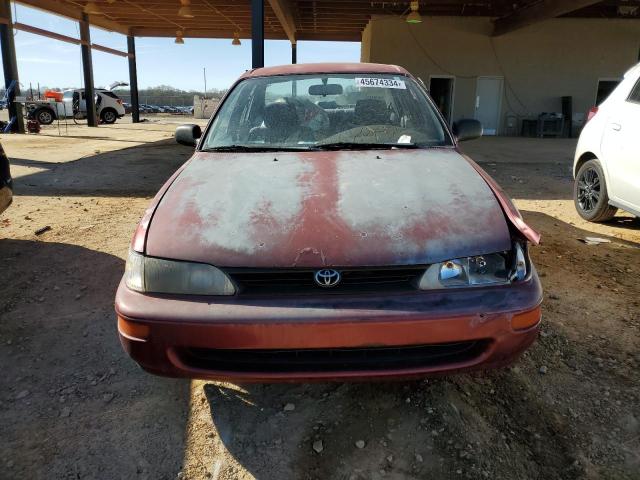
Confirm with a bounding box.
[116,63,542,381]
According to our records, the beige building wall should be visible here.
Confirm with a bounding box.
[193,96,220,119]
[362,16,640,134]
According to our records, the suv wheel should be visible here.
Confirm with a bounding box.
[574,159,617,222]
[101,108,117,124]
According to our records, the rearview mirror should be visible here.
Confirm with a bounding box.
[452,119,483,142]
[175,124,202,146]
[308,84,343,96]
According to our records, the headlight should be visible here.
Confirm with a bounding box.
[418,244,527,290]
[124,249,145,291]
[124,249,235,295]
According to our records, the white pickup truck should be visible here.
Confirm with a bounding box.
[26,82,127,125]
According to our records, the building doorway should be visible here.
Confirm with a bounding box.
[475,77,503,135]
[429,76,454,124]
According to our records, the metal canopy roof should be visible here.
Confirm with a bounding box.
[14,0,640,41]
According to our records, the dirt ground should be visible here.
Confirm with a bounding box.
[0,120,638,480]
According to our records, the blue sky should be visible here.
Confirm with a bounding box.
[6,3,361,92]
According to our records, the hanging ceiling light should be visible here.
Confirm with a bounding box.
[178,0,194,18]
[84,1,104,15]
[175,30,185,44]
[232,32,241,46]
[406,1,422,23]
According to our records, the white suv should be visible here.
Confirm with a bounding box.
[62,88,126,124]
[30,88,126,125]
[573,62,640,222]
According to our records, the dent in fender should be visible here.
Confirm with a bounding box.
[460,153,541,245]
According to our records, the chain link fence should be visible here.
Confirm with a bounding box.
[117,94,196,108]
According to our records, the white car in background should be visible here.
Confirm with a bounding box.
[573,62,640,222]
[27,82,127,125]
[61,88,126,124]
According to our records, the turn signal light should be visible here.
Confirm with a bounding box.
[511,306,541,331]
[118,316,150,341]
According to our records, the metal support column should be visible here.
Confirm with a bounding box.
[79,13,97,127]
[127,36,140,123]
[291,42,297,64]
[0,0,24,133]
[251,0,264,69]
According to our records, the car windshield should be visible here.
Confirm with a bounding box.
[201,73,451,151]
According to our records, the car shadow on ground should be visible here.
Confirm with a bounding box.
[522,209,640,249]
[602,215,640,232]
[201,371,583,480]
[0,239,190,479]
[203,380,455,479]
[7,140,193,197]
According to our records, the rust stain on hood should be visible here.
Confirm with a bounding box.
[145,149,512,268]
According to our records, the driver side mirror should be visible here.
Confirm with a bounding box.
[452,119,483,142]
[175,124,202,146]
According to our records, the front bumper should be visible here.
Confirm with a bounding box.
[115,270,542,382]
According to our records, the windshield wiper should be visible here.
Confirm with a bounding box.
[312,142,420,151]
[202,142,423,153]
[201,145,310,152]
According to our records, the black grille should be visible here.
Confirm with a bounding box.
[225,267,425,295]
[178,341,488,373]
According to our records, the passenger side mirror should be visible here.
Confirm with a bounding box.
[175,124,202,146]
[452,119,483,142]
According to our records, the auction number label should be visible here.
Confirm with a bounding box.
[355,77,406,89]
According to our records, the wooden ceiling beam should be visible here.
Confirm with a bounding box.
[13,21,83,44]
[493,0,604,36]
[267,0,297,43]
[16,0,130,34]
[16,0,630,44]
[91,42,131,58]
[12,20,130,57]
[296,31,361,42]
[129,26,360,42]
[130,26,287,40]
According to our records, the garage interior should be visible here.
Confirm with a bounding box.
[1,1,639,480]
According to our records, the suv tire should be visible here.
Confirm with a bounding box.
[574,159,618,222]
[100,108,118,124]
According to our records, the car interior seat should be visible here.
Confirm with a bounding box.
[353,99,390,126]
[249,100,299,143]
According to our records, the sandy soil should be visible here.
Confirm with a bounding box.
[0,122,638,480]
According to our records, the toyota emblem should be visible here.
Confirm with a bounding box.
[314,269,341,288]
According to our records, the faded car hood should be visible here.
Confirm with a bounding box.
[145,149,512,268]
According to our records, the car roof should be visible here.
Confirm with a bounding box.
[240,62,410,79]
